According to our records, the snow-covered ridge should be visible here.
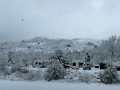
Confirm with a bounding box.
[0,37,102,53]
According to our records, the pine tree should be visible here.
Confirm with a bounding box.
[50,49,69,68]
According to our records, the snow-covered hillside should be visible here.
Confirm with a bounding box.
[0,37,101,53]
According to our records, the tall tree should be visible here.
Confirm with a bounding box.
[50,49,69,68]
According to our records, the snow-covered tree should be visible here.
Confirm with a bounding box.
[114,36,120,62]
[90,35,119,63]
[65,51,73,62]
[0,53,7,71]
[99,63,119,84]
[50,49,69,68]
[0,47,8,70]
[44,60,66,81]
[21,53,30,68]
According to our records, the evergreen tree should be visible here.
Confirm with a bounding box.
[50,49,69,68]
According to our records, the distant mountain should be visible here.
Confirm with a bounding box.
[22,37,53,43]
[0,37,102,53]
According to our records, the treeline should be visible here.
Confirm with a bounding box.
[1,35,120,69]
[90,35,120,64]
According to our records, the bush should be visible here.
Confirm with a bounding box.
[13,70,43,81]
[19,68,29,74]
[65,70,94,83]
[0,68,12,79]
[0,64,7,71]
[44,60,66,81]
[11,63,29,74]
[99,63,119,84]
[0,58,7,72]
[3,68,12,76]
[11,64,22,73]
[79,72,91,83]
[23,70,43,81]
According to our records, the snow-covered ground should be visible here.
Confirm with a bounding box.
[0,80,120,90]
[0,67,120,90]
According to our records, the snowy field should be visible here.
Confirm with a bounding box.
[0,80,120,90]
[0,67,120,90]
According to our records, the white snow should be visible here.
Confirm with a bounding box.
[0,67,120,90]
[0,80,120,90]
[15,47,28,51]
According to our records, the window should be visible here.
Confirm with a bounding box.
[36,62,38,64]
[73,63,76,66]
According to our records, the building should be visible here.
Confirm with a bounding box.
[33,60,51,68]
[71,60,83,69]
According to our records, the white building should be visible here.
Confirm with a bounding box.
[33,60,51,68]
[71,60,83,69]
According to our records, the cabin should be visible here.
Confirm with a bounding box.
[71,60,84,69]
[33,60,42,68]
[99,62,120,71]
[99,63,106,69]
[32,59,120,70]
[33,60,51,68]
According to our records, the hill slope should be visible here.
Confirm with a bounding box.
[0,37,101,53]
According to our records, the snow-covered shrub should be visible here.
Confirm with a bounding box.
[13,70,43,81]
[19,68,29,74]
[6,71,23,81]
[79,72,91,83]
[65,70,94,83]
[23,70,43,81]
[118,73,120,83]
[0,64,7,71]
[11,63,29,74]
[3,68,12,76]
[44,60,66,81]
[14,71,24,78]
[98,63,119,84]
[65,70,81,80]
[11,63,22,73]
[0,58,7,72]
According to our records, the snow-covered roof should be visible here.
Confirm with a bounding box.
[72,60,83,63]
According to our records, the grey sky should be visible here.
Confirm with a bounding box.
[0,0,120,42]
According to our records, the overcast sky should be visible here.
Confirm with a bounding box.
[0,0,120,42]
